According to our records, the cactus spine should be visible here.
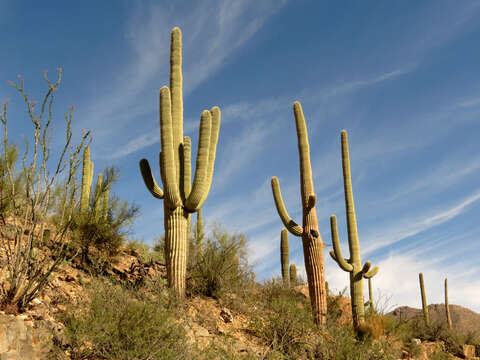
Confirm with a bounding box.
[330,130,379,330]
[289,263,297,285]
[139,27,221,297]
[280,228,289,285]
[80,146,94,214]
[271,101,327,325]
[445,277,452,329]
[419,272,430,326]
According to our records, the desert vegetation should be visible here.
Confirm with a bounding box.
[0,25,479,360]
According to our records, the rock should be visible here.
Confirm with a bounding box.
[412,338,421,345]
[64,274,76,282]
[31,299,42,306]
[220,308,233,323]
[463,344,476,358]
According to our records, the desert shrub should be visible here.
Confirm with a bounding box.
[249,280,315,358]
[53,277,193,359]
[0,70,90,313]
[187,223,254,298]
[67,171,140,273]
[126,239,163,264]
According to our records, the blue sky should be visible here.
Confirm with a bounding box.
[2,1,480,312]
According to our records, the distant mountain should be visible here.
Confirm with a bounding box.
[388,304,480,339]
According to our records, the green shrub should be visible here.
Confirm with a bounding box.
[126,239,164,264]
[53,277,193,360]
[249,280,315,358]
[187,223,254,298]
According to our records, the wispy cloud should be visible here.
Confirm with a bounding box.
[81,0,288,151]
[362,189,480,255]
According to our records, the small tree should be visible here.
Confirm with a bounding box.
[0,70,89,313]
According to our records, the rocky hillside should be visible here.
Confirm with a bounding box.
[1,245,479,359]
[389,304,480,340]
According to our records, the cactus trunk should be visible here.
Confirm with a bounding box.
[445,277,452,329]
[165,207,188,295]
[330,130,379,331]
[419,272,430,326]
[280,228,289,285]
[271,101,327,326]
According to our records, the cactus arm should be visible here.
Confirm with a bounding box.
[330,215,353,272]
[184,110,212,212]
[341,130,361,262]
[170,27,183,148]
[271,176,303,236]
[139,159,164,199]
[363,266,379,279]
[182,136,191,200]
[293,101,315,207]
[202,106,221,199]
[361,261,371,274]
[159,86,181,208]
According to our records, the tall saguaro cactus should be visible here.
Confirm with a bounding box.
[139,27,221,297]
[419,272,430,326]
[271,101,327,325]
[280,228,289,285]
[330,130,379,330]
[445,277,452,329]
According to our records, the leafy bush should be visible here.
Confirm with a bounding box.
[126,239,164,264]
[187,223,254,298]
[53,277,193,360]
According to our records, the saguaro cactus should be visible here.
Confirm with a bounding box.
[419,272,430,326]
[445,277,452,329]
[364,277,374,313]
[271,101,327,325]
[139,27,221,297]
[330,130,379,330]
[289,263,297,285]
[80,146,94,214]
[280,228,289,285]
[93,173,103,221]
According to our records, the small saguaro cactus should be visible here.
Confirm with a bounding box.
[330,130,379,330]
[139,27,221,298]
[93,173,103,221]
[280,228,289,285]
[445,277,452,329]
[289,263,297,285]
[419,272,430,326]
[271,101,328,326]
[364,277,374,313]
[80,146,94,214]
